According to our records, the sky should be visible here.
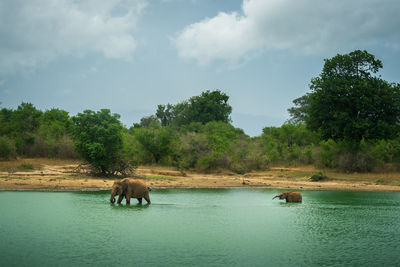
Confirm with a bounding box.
[1,0,400,136]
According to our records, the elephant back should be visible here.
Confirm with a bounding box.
[124,178,150,198]
[287,191,302,202]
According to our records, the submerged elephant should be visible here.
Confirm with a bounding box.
[273,191,302,203]
[110,178,151,205]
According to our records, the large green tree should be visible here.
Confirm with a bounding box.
[155,90,232,126]
[295,50,400,142]
[72,109,130,176]
[186,90,232,124]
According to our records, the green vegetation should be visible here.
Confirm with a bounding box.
[288,50,400,172]
[155,90,232,127]
[1,51,400,174]
[0,104,75,159]
[19,163,34,170]
[307,50,400,142]
[72,109,135,177]
[310,172,328,182]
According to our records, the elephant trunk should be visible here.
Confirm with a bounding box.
[272,195,279,200]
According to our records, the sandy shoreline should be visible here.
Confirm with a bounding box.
[1,159,400,192]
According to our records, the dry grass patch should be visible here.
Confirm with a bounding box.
[138,175,179,181]
[320,170,400,186]
[0,158,80,172]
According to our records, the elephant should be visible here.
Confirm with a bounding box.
[110,178,151,205]
[273,191,302,203]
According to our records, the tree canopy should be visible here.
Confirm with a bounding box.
[287,94,310,124]
[72,109,130,176]
[155,90,232,126]
[290,50,400,142]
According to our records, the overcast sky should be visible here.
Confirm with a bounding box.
[1,0,400,136]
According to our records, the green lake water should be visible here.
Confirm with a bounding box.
[1,189,400,266]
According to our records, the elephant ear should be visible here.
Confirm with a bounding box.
[120,180,129,193]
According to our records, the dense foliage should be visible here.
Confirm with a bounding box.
[292,50,400,142]
[72,109,134,176]
[2,51,400,174]
[0,103,75,159]
[155,90,232,126]
[286,50,400,171]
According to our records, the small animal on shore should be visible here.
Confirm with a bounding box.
[272,191,302,203]
[110,178,151,205]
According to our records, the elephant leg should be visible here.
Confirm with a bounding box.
[137,198,142,204]
[144,192,151,204]
[117,195,124,204]
[125,195,131,205]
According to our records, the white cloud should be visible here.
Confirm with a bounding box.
[0,0,146,75]
[174,0,400,64]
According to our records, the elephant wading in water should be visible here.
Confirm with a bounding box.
[110,178,151,205]
[273,191,302,203]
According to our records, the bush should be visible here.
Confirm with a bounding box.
[259,123,317,166]
[316,139,341,168]
[177,132,209,170]
[259,134,280,162]
[134,126,178,164]
[230,136,269,174]
[316,139,381,172]
[337,150,376,173]
[0,137,16,159]
[173,121,267,173]
[57,135,77,158]
[310,172,328,182]
[28,133,76,158]
[20,163,34,170]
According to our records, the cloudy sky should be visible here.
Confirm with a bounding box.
[1,0,400,136]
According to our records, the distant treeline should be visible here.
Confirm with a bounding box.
[1,50,400,174]
[0,103,76,159]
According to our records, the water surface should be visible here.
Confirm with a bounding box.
[1,189,399,266]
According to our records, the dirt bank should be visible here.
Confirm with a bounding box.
[1,159,400,192]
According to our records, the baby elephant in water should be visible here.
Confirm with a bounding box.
[273,191,302,203]
[110,178,151,205]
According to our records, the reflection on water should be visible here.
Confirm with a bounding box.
[0,189,399,266]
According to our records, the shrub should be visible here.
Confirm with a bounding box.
[337,150,376,172]
[316,139,379,172]
[57,135,77,158]
[230,136,269,174]
[0,137,16,159]
[310,172,328,182]
[260,123,318,166]
[20,163,34,170]
[134,126,178,164]
[316,139,341,168]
